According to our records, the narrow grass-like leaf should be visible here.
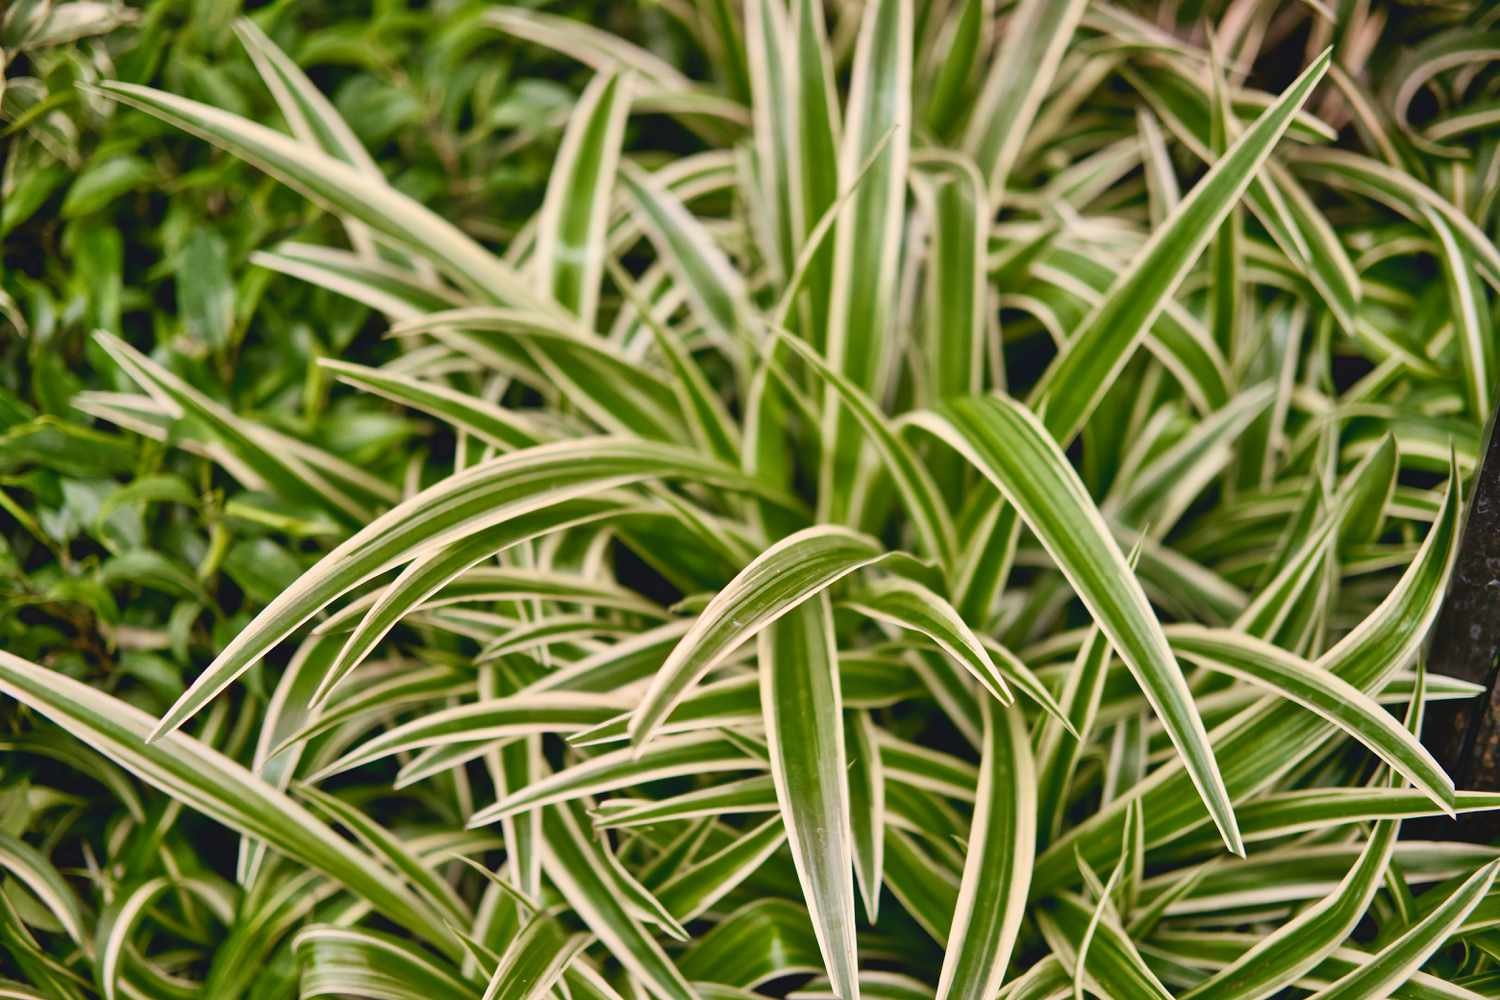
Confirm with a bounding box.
[598,844,689,942]
[935,699,1035,1000]
[745,0,797,279]
[628,525,886,746]
[93,82,551,312]
[390,308,682,441]
[1035,625,1111,844]
[296,783,469,925]
[846,709,886,922]
[1074,859,1126,1000]
[314,501,628,707]
[0,652,453,953]
[232,18,399,266]
[819,0,911,523]
[1179,807,1399,999]
[787,0,840,340]
[1306,859,1500,1000]
[917,155,987,403]
[153,438,786,740]
[760,596,860,1000]
[884,828,960,943]
[608,257,741,465]
[1295,146,1500,285]
[922,0,984,139]
[678,899,824,986]
[471,733,763,825]
[1204,33,1243,357]
[270,659,468,761]
[593,776,778,829]
[1425,205,1494,418]
[910,394,1243,854]
[845,576,1013,705]
[240,632,346,884]
[1040,891,1172,999]
[535,71,632,327]
[654,816,787,921]
[1028,247,1231,414]
[962,0,1089,202]
[481,915,587,1000]
[295,926,473,1000]
[1169,625,1455,811]
[1167,111,1314,299]
[0,835,84,945]
[774,331,956,566]
[1110,385,1275,534]
[1030,49,1331,446]
[482,8,688,87]
[1339,433,1398,549]
[97,875,173,1000]
[1169,788,1500,854]
[1036,456,1461,893]
[0,889,85,1000]
[94,331,385,523]
[619,161,755,345]
[320,359,545,452]
[540,801,696,1000]
[248,243,463,321]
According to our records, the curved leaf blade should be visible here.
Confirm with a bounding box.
[759,596,860,1000]
[628,525,887,746]
[935,699,1036,1000]
[910,394,1242,854]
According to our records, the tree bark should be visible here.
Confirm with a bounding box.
[1419,405,1500,841]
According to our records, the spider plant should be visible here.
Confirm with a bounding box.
[5,1,1500,997]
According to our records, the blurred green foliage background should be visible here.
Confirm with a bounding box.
[0,0,661,707]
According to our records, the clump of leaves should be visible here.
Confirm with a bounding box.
[5,0,1500,997]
